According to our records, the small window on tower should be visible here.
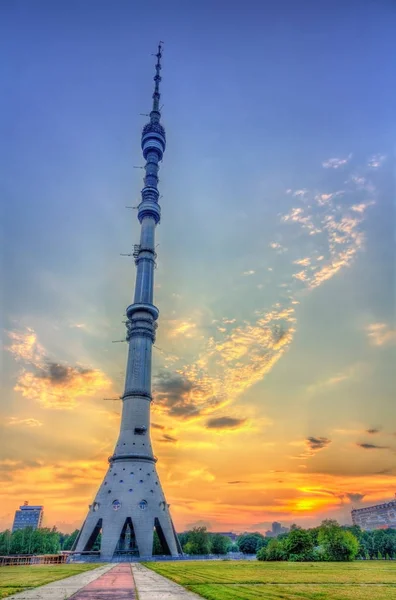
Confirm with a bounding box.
[134,426,147,435]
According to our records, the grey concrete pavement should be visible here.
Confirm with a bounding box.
[131,564,202,600]
[5,564,114,600]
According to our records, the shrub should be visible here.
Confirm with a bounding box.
[318,521,359,561]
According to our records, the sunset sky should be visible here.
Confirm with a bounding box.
[1,0,395,534]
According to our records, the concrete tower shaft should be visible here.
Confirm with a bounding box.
[74,44,182,560]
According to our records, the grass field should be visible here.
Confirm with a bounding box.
[146,560,396,600]
[0,564,100,599]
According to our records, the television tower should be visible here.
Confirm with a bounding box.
[74,44,182,559]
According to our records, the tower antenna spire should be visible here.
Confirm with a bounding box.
[151,41,164,116]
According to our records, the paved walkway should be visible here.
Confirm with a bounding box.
[5,564,114,600]
[6,562,200,600]
[131,563,202,600]
[70,565,136,599]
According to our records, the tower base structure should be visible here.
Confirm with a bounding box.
[74,457,182,560]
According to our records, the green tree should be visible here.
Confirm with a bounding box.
[318,520,359,561]
[210,534,230,554]
[10,530,25,554]
[152,531,165,555]
[308,526,321,547]
[182,527,211,555]
[263,538,286,561]
[383,530,396,558]
[0,530,12,555]
[177,532,189,549]
[62,529,79,551]
[284,528,314,561]
[237,533,265,554]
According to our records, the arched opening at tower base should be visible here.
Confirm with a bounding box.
[153,517,171,555]
[114,517,139,556]
[82,518,102,552]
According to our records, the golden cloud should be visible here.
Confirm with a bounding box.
[7,329,111,409]
[168,320,197,338]
[7,328,45,367]
[7,417,43,427]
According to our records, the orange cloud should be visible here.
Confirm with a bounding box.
[7,329,111,409]
[7,417,43,427]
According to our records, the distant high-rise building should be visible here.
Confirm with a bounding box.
[351,498,396,530]
[12,502,43,532]
[265,521,290,537]
[272,521,281,535]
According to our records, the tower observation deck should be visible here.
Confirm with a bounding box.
[74,44,182,559]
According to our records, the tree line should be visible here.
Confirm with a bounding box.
[1,521,395,559]
[237,521,396,562]
[0,527,62,555]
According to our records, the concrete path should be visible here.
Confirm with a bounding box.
[5,564,114,600]
[69,565,136,599]
[131,563,202,600]
[6,562,201,600]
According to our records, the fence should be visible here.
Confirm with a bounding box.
[0,554,68,566]
[66,551,256,563]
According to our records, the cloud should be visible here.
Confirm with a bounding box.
[293,257,311,267]
[322,154,352,169]
[152,423,165,430]
[0,459,43,476]
[282,207,321,235]
[292,189,308,197]
[168,320,197,338]
[153,371,220,419]
[157,304,296,426]
[269,242,287,253]
[356,443,389,450]
[228,480,249,484]
[242,270,255,276]
[7,328,45,367]
[7,417,43,428]
[306,437,332,451]
[7,329,111,409]
[153,155,377,432]
[292,437,332,460]
[282,175,375,291]
[69,323,87,330]
[307,366,357,395]
[366,428,381,435]
[205,416,246,430]
[346,493,365,503]
[159,434,178,443]
[351,202,374,213]
[368,154,386,168]
[366,323,396,347]
[15,363,110,409]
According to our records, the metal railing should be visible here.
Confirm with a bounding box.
[0,554,68,566]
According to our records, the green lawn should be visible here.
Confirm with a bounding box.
[145,560,396,600]
[0,564,100,599]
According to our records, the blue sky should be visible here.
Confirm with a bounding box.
[0,0,395,532]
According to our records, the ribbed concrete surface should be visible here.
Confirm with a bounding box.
[5,564,114,600]
[131,564,202,599]
[69,564,135,599]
